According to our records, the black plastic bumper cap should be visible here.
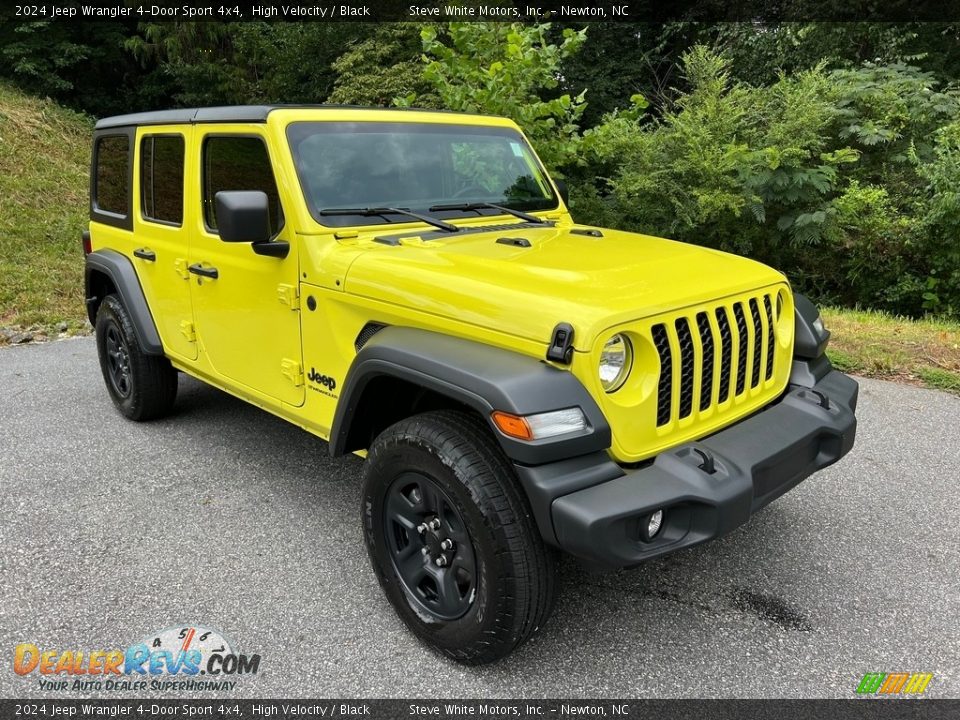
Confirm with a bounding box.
[550,369,858,568]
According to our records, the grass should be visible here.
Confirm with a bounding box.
[0,85,957,396]
[0,82,91,335]
[822,307,960,395]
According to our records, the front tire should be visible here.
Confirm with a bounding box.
[95,294,177,421]
[362,410,556,665]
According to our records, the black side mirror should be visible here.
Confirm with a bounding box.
[215,191,272,244]
[554,179,570,207]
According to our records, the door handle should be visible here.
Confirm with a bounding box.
[188,263,219,280]
[133,248,156,262]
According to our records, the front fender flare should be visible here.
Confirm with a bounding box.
[330,327,611,466]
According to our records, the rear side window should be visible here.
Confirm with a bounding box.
[141,135,185,225]
[202,136,282,235]
[94,134,130,216]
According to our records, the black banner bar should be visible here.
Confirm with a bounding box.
[6,0,960,23]
[2,700,959,720]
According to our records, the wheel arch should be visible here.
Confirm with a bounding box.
[85,249,164,356]
[336,375,477,455]
[329,327,611,466]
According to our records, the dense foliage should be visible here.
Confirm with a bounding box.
[0,18,957,316]
[397,23,587,170]
[574,52,960,316]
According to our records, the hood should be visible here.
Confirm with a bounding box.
[343,224,786,350]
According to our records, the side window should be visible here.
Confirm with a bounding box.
[202,136,282,235]
[94,134,130,216]
[141,135,185,225]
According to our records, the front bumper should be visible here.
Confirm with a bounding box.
[514,363,858,567]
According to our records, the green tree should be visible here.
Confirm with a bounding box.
[550,22,665,128]
[584,48,853,253]
[580,46,960,316]
[0,19,152,115]
[329,24,433,106]
[680,23,960,88]
[231,24,360,103]
[125,23,371,106]
[398,22,588,171]
[916,122,960,315]
[126,23,248,106]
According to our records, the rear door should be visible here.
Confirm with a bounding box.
[132,127,197,361]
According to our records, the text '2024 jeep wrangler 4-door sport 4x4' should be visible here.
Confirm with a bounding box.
[85,106,858,664]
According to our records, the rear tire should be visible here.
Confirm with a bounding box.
[361,410,556,664]
[95,294,177,421]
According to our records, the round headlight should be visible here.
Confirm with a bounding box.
[599,334,632,392]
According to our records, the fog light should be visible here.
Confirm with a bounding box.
[641,509,664,541]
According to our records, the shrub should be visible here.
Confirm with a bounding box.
[397,22,587,171]
[577,48,960,318]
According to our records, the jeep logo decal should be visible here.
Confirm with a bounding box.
[307,368,336,391]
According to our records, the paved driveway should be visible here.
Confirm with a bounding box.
[1,338,957,698]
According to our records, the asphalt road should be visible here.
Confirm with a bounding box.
[1,337,958,699]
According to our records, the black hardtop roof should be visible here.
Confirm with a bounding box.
[94,105,494,130]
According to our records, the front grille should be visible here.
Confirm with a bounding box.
[715,307,733,403]
[695,312,714,412]
[733,303,748,396]
[652,324,672,426]
[675,317,695,419]
[652,291,780,427]
[763,295,775,381]
[749,298,763,388]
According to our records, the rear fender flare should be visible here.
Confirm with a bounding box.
[85,249,163,356]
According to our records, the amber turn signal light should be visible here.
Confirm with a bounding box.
[490,411,534,441]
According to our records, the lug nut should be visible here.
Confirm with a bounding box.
[421,547,430,556]
[429,518,441,531]
[416,523,429,534]
[440,539,454,551]
[435,556,447,567]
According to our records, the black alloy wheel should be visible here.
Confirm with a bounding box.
[103,323,132,398]
[384,472,477,620]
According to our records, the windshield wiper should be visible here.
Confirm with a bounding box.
[319,206,458,233]
[428,202,547,225]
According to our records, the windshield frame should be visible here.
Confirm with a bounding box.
[285,120,560,228]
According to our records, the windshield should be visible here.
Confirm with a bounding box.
[286,121,558,227]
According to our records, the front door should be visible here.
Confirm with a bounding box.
[188,128,304,407]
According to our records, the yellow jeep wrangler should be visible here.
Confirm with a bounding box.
[85,106,857,664]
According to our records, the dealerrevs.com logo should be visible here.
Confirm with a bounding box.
[13,625,261,692]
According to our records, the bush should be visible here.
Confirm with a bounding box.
[576,47,960,318]
[916,121,960,316]
[397,22,587,171]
